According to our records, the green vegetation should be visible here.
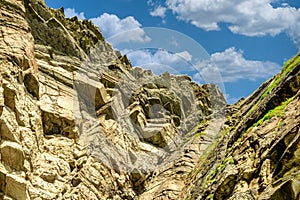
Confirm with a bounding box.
[261,53,300,99]
[202,156,234,189]
[246,104,258,117]
[244,52,299,120]
[192,127,233,178]
[233,92,294,161]
[252,97,294,128]
[244,97,293,134]
[192,120,208,138]
[274,120,284,135]
[185,52,299,199]
[180,119,208,148]
[228,156,235,164]
[186,124,232,184]
[244,95,294,135]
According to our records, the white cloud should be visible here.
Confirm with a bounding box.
[64,8,85,20]
[124,49,193,74]
[164,0,300,48]
[176,51,192,61]
[287,22,300,48]
[147,0,155,6]
[225,93,243,104]
[125,47,280,84]
[193,47,281,83]
[90,13,150,43]
[150,6,167,18]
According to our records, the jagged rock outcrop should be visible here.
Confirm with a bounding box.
[0,0,226,199]
[0,0,299,199]
[184,53,300,200]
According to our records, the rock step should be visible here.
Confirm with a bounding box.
[144,123,167,130]
[143,126,165,134]
[147,118,169,124]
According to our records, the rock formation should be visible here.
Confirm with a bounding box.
[0,0,299,199]
[184,53,300,200]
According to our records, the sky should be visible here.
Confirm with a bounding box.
[45,0,300,104]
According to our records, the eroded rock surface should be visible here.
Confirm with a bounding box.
[185,53,300,200]
[0,0,299,199]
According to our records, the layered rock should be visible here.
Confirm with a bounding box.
[0,0,227,199]
[184,53,300,200]
[0,0,299,199]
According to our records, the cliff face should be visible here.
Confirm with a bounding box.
[185,53,300,200]
[0,0,299,200]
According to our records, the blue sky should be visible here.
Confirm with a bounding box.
[45,0,300,104]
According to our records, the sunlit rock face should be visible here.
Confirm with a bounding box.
[0,0,299,199]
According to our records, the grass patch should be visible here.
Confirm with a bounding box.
[245,52,299,119]
[252,97,294,128]
[233,97,292,155]
[202,156,234,189]
[261,53,300,99]
[228,156,235,164]
[246,105,258,117]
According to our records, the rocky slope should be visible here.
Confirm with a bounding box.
[184,53,300,200]
[0,0,299,199]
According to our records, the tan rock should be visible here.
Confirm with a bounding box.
[0,109,20,142]
[0,169,6,193]
[6,174,28,200]
[1,0,299,199]
[2,83,16,111]
[0,141,24,171]
[23,73,39,99]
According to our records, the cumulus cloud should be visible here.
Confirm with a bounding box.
[164,0,300,48]
[193,47,281,83]
[124,49,193,74]
[125,47,280,84]
[150,6,167,18]
[64,8,85,20]
[90,13,150,43]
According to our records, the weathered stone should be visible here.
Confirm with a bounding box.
[75,76,108,111]
[100,72,118,88]
[3,83,16,111]
[141,122,178,148]
[0,170,6,193]
[42,111,76,138]
[0,0,299,199]
[0,86,4,116]
[24,73,39,99]
[6,174,28,200]
[39,165,57,183]
[0,141,24,171]
[0,110,20,142]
